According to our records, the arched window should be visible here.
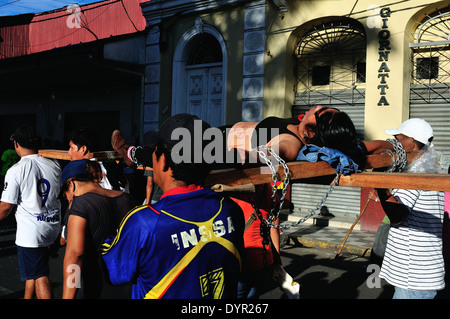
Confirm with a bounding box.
[291,19,367,234]
[294,19,366,108]
[410,7,450,103]
[187,33,223,65]
[409,7,450,170]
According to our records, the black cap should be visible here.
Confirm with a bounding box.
[145,113,211,148]
[10,125,41,150]
[143,130,158,147]
[141,113,212,168]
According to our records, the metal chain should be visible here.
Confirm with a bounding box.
[130,146,142,165]
[386,139,407,172]
[252,145,290,222]
[251,145,286,267]
[274,172,341,230]
[256,204,269,267]
[251,145,340,230]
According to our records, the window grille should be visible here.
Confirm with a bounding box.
[410,7,450,103]
[187,33,222,65]
[294,20,366,107]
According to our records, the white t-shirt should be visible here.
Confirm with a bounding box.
[1,154,61,247]
[96,160,113,190]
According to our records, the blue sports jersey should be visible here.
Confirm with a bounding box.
[102,185,245,299]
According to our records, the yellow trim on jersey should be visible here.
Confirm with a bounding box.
[101,205,147,255]
[144,198,242,299]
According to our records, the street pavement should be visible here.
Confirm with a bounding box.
[261,242,393,299]
[1,222,449,301]
[0,232,393,300]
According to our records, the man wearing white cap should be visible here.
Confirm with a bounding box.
[374,118,445,299]
[384,118,434,151]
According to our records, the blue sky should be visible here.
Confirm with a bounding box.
[0,0,101,16]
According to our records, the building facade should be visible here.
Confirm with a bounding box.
[141,0,450,230]
[0,0,147,150]
[2,0,450,230]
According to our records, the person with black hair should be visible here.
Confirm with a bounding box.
[61,159,133,299]
[102,114,245,299]
[310,110,367,168]
[112,106,392,171]
[0,125,61,299]
[68,127,126,191]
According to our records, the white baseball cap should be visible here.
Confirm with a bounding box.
[384,118,433,145]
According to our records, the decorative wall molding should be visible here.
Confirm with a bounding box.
[242,1,266,121]
[194,17,204,34]
[141,0,251,25]
[272,0,288,12]
[172,21,228,125]
[143,25,161,132]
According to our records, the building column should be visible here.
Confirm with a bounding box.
[143,25,161,132]
[364,6,409,140]
[241,0,266,121]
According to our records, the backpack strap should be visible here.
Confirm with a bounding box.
[244,209,258,232]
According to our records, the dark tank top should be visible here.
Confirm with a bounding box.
[252,117,302,148]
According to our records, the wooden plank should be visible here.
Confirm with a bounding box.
[40,148,450,191]
[205,152,418,187]
[206,166,450,192]
[39,149,152,171]
[204,151,450,192]
[205,161,335,187]
[38,149,120,161]
[38,150,71,161]
[338,172,450,192]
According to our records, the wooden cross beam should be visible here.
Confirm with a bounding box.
[39,149,450,192]
[38,149,120,161]
[204,152,419,186]
[337,172,450,192]
[205,152,450,192]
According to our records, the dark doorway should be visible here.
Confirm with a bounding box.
[64,111,120,151]
[0,114,36,154]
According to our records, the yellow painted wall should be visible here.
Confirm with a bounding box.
[265,0,446,139]
[157,0,447,137]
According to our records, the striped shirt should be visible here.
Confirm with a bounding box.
[379,189,445,290]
